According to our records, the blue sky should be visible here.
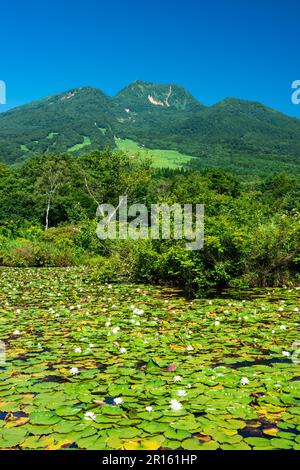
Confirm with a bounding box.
[0,0,300,117]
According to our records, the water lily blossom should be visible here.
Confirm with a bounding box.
[70,367,79,375]
[133,308,144,316]
[13,330,21,336]
[114,397,123,405]
[282,351,291,357]
[177,389,187,397]
[146,406,153,413]
[240,377,249,385]
[174,375,183,382]
[112,327,120,334]
[119,347,127,354]
[74,347,82,353]
[186,345,194,352]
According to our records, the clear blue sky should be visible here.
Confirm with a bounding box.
[1,0,300,117]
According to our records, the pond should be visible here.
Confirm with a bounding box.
[0,268,299,450]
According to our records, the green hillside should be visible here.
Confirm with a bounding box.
[0,87,115,164]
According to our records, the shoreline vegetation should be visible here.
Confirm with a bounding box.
[0,149,299,295]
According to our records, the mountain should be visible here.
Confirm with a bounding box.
[114,80,203,112]
[1,81,300,173]
[165,98,300,157]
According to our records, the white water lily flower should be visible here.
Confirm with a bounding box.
[145,406,153,413]
[278,307,284,312]
[169,399,183,411]
[114,397,123,405]
[186,345,194,352]
[89,343,94,348]
[243,316,249,321]
[293,308,299,312]
[280,325,286,330]
[105,322,111,327]
[214,321,221,326]
[13,330,21,336]
[70,367,79,375]
[240,377,249,385]
[177,389,187,397]
[119,347,127,354]
[282,351,291,357]
[112,327,120,334]
[84,411,97,421]
[272,330,275,334]
[133,308,144,316]
[74,347,82,353]
[55,313,60,318]
[174,375,183,382]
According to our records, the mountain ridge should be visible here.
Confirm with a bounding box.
[1,80,300,171]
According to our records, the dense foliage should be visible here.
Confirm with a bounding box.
[0,150,299,293]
